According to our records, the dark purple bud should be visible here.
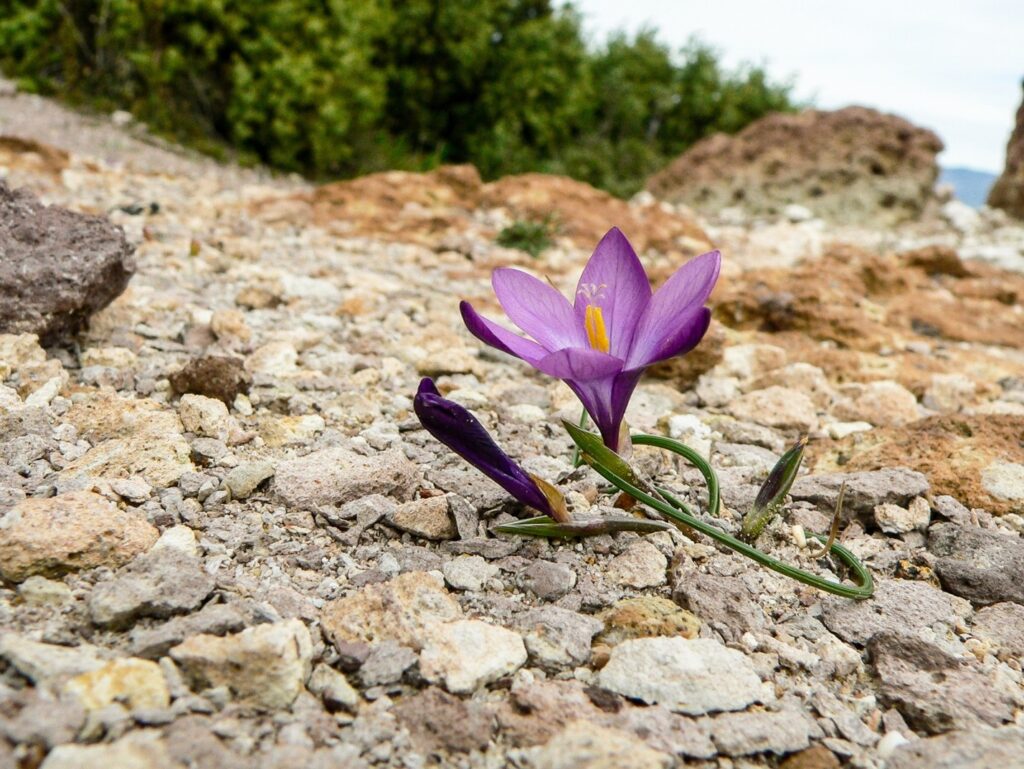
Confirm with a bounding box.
[413,378,561,519]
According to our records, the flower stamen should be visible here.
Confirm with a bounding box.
[585,304,610,353]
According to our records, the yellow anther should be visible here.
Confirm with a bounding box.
[585,304,610,353]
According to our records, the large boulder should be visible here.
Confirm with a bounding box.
[646,106,943,225]
[987,80,1024,218]
[0,181,135,343]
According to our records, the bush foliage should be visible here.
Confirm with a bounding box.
[0,0,796,196]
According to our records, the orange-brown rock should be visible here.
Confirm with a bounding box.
[716,243,1024,353]
[259,164,484,244]
[988,80,1024,219]
[480,173,711,255]
[647,106,942,225]
[712,242,1024,398]
[252,165,712,257]
[813,415,1024,514]
[0,136,69,182]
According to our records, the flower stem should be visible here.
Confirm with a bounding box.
[571,407,589,467]
[587,433,873,600]
[630,434,720,517]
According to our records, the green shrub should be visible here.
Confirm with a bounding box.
[0,1,798,194]
[496,215,558,257]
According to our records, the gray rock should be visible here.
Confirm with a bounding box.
[972,602,1024,659]
[791,468,929,521]
[419,619,527,693]
[323,493,396,544]
[0,634,109,682]
[673,571,765,638]
[17,575,72,606]
[223,461,275,499]
[515,606,603,670]
[38,730,177,769]
[516,720,672,769]
[427,464,510,512]
[810,691,879,746]
[874,497,930,534]
[321,571,462,651]
[169,355,251,405]
[162,716,249,769]
[928,523,1024,606]
[448,493,480,540]
[170,619,312,709]
[713,442,779,472]
[386,495,456,540]
[710,709,816,756]
[130,603,247,659]
[391,543,443,574]
[307,664,359,712]
[359,641,418,686]
[0,688,86,749]
[517,560,577,601]
[886,727,1024,769]
[0,181,134,343]
[821,577,972,646]
[393,687,494,754]
[274,447,419,509]
[868,631,1018,734]
[443,536,522,559]
[597,636,765,715]
[611,706,717,759]
[88,549,215,628]
[932,494,973,524]
[442,554,499,591]
[605,540,667,588]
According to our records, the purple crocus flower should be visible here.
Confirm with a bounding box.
[414,378,567,520]
[461,227,721,450]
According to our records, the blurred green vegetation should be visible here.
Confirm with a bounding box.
[496,214,558,256]
[0,0,797,197]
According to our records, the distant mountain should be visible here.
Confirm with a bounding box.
[939,166,998,208]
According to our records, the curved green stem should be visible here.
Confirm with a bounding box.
[631,433,720,517]
[571,408,589,468]
[654,485,696,518]
[587,437,873,600]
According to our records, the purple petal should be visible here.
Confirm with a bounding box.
[461,301,547,365]
[492,268,583,351]
[573,228,652,357]
[565,369,644,451]
[414,379,553,516]
[628,307,711,370]
[534,347,624,382]
[626,250,721,369]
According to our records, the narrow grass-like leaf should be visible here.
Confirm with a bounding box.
[494,515,671,538]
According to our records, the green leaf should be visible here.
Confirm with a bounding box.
[494,515,671,539]
[562,419,641,487]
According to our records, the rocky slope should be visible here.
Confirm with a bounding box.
[1,84,1024,769]
[646,106,943,226]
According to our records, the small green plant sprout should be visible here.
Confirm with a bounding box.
[740,435,808,542]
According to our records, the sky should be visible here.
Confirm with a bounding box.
[575,0,1024,172]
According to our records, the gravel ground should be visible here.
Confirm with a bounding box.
[1,85,1023,769]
